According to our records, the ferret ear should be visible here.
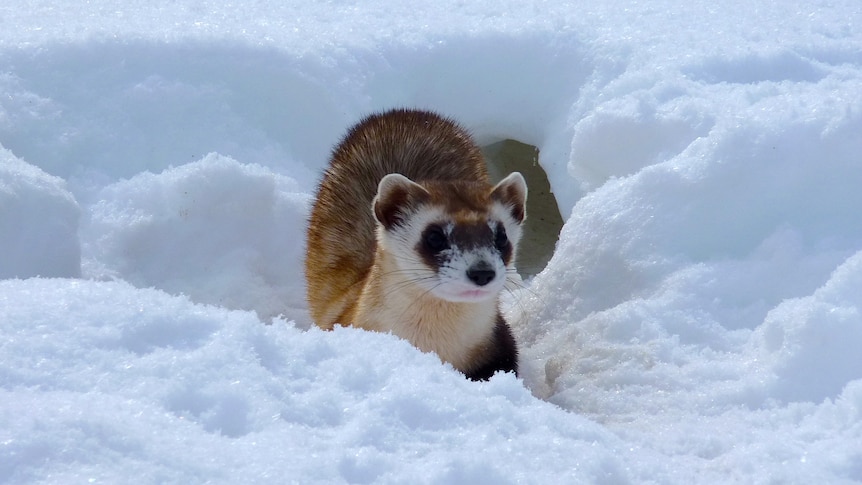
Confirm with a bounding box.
[490,172,527,224]
[373,173,430,229]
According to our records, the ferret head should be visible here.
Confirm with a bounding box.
[372,172,527,303]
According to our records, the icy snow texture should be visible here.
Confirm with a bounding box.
[2,0,862,483]
[82,154,311,319]
[0,148,80,279]
[0,279,625,483]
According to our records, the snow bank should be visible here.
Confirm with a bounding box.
[0,279,628,484]
[81,154,311,320]
[753,251,862,403]
[0,146,80,278]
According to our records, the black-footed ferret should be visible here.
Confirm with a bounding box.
[305,109,526,380]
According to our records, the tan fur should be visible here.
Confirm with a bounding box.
[349,241,499,371]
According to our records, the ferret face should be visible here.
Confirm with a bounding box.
[373,173,527,303]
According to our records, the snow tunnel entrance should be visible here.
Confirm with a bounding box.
[482,139,564,278]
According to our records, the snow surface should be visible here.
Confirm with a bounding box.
[2,0,862,483]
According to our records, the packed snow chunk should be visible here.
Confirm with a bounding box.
[569,86,714,192]
[795,381,862,481]
[752,250,862,403]
[82,154,310,320]
[0,146,80,278]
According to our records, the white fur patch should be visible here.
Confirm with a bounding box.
[378,205,445,282]
[491,200,524,262]
[379,201,523,304]
[434,245,506,302]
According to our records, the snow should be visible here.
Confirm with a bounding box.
[81,154,311,319]
[1,279,626,483]
[2,0,862,483]
[0,147,80,279]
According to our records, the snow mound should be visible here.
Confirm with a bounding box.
[82,154,311,320]
[753,251,862,403]
[0,146,80,278]
[0,278,628,484]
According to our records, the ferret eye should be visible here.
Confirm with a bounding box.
[494,225,508,251]
[423,226,449,253]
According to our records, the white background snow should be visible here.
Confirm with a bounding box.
[2,1,862,483]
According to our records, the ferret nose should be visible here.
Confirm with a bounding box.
[467,262,496,286]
